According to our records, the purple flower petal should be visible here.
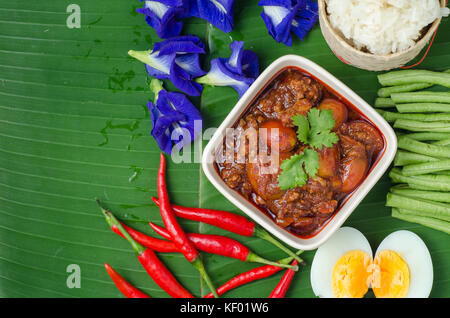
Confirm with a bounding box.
[258,0,317,46]
[221,41,259,78]
[154,35,206,55]
[129,36,206,96]
[224,41,244,74]
[137,0,187,39]
[175,53,207,77]
[148,88,203,154]
[291,0,318,41]
[128,49,175,79]
[170,62,203,96]
[147,100,175,154]
[241,50,259,79]
[195,0,234,33]
[196,58,254,97]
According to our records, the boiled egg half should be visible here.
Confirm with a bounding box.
[310,227,433,298]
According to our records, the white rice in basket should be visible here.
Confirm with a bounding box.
[325,0,450,55]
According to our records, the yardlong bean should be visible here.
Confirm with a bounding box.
[378,83,433,98]
[386,193,450,221]
[391,185,450,203]
[378,70,450,88]
[394,150,438,166]
[389,168,450,191]
[391,91,450,104]
[402,160,450,176]
[378,110,450,122]
[374,97,396,108]
[392,208,450,235]
[396,103,450,113]
[394,119,450,133]
[397,136,450,158]
[403,132,450,141]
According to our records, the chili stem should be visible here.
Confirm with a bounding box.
[253,226,305,265]
[97,198,145,255]
[191,257,218,298]
[246,252,298,271]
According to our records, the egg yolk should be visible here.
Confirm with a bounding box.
[331,250,372,298]
[371,250,410,298]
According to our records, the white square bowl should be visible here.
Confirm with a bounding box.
[201,55,397,250]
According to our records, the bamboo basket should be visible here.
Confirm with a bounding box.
[318,0,445,71]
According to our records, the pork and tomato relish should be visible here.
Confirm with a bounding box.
[215,68,384,237]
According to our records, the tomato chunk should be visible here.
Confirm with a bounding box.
[317,145,340,178]
[318,98,348,130]
[260,120,297,153]
[339,135,369,193]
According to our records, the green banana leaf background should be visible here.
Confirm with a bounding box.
[1,0,449,298]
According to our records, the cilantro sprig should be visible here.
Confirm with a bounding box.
[293,108,338,150]
[277,108,338,190]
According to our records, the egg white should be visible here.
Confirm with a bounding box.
[375,230,433,298]
[310,227,373,298]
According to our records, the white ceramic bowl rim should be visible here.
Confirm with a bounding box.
[202,55,397,250]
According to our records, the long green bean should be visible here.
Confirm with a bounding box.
[389,168,450,191]
[403,132,450,141]
[394,119,450,132]
[374,97,396,108]
[396,103,450,113]
[402,160,450,176]
[386,193,450,221]
[397,136,450,158]
[435,171,450,176]
[392,208,450,234]
[391,185,450,203]
[377,83,433,98]
[394,150,438,166]
[378,110,450,122]
[391,92,450,104]
[432,139,450,146]
[378,70,450,88]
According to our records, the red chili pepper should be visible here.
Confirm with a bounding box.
[104,263,150,298]
[111,222,179,253]
[150,222,298,270]
[151,196,254,236]
[269,260,298,298]
[152,197,305,265]
[203,255,295,298]
[97,199,194,298]
[157,154,218,298]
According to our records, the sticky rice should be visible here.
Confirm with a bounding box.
[325,0,450,55]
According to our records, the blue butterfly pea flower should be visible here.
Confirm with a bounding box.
[196,41,259,98]
[148,79,202,154]
[192,0,235,33]
[259,0,318,46]
[128,35,207,96]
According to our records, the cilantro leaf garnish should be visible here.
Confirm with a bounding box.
[278,108,339,190]
[292,108,338,150]
[277,148,319,190]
